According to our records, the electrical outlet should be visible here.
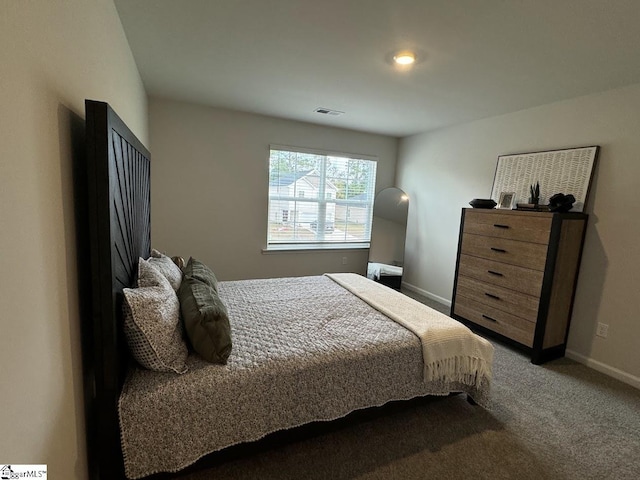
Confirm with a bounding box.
[596,323,609,338]
[342,257,348,265]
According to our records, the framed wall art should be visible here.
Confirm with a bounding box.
[490,145,599,212]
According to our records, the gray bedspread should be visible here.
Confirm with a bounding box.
[119,275,491,479]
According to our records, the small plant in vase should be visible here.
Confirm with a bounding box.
[529,181,540,205]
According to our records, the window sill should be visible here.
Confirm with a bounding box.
[263,243,369,254]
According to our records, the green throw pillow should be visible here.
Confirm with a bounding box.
[183,257,219,292]
[178,276,232,364]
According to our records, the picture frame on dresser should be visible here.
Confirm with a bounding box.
[497,191,516,210]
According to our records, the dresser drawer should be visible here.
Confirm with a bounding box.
[454,295,535,347]
[457,254,544,297]
[464,210,552,244]
[461,233,549,270]
[456,275,540,322]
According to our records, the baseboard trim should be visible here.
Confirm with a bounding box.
[565,349,640,390]
[402,282,452,307]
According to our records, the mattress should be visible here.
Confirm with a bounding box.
[118,275,492,478]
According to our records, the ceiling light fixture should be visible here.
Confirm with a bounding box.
[393,51,416,65]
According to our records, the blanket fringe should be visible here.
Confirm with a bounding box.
[424,355,492,387]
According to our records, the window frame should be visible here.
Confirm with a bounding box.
[266,145,378,251]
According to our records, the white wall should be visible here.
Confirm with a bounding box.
[149,97,398,280]
[397,83,640,386]
[0,1,148,478]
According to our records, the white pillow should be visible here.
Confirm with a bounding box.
[122,258,188,374]
[148,249,183,291]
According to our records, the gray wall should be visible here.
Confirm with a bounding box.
[149,97,398,281]
[397,83,640,387]
[0,0,148,478]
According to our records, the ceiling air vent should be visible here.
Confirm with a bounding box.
[314,107,344,116]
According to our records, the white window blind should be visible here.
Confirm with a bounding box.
[267,146,377,249]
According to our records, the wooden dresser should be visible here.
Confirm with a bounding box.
[451,208,588,364]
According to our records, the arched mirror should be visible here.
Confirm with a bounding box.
[367,187,409,290]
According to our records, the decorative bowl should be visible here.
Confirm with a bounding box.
[469,198,497,209]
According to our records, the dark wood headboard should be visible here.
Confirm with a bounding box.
[84,100,150,479]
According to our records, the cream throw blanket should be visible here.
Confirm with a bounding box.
[326,273,494,385]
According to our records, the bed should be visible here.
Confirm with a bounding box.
[82,100,494,479]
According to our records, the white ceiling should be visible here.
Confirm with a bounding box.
[114,0,640,137]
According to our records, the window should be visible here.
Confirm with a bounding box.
[267,145,377,250]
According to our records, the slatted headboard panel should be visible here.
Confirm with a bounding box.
[85,100,150,479]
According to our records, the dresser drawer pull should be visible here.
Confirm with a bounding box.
[490,247,507,253]
[484,293,501,300]
[493,224,510,229]
[487,270,504,277]
[482,314,498,322]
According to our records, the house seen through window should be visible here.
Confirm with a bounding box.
[267,146,377,249]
